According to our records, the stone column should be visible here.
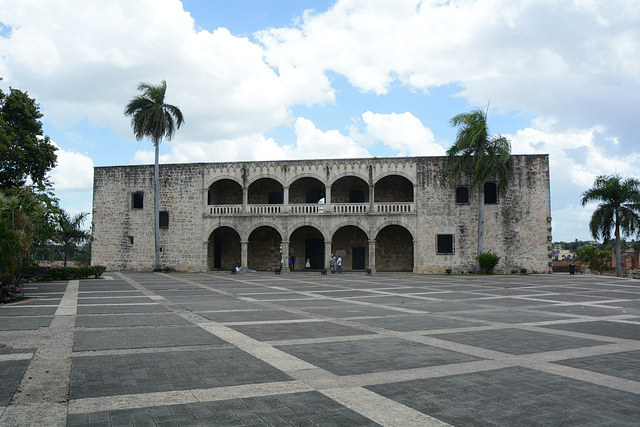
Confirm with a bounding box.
[281,240,290,274]
[324,240,332,271]
[413,239,418,273]
[369,184,375,212]
[368,239,376,273]
[241,240,248,270]
[242,188,248,213]
[283,186,289,214]
[325,185,332,213]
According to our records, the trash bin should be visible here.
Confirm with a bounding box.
[569,264,575,275]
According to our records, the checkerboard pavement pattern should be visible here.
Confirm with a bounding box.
[1,272,639,426]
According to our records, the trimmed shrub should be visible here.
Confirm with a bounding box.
[477,251,500,274]
[50,265,106,280]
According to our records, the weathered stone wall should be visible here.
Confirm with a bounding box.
[93,155,551,274]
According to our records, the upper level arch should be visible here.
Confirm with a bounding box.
[248,177,284,205]
[374,175,414,202]
[289,177,326,204]
[207,178,243,205]
[331,175,369,203]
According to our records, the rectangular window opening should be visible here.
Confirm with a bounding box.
[159,211,169,229]
[128,236,134,245]
[484,183,498,204]
[437,234,454,255]
[456,186,469,204]
[132,192,144,209]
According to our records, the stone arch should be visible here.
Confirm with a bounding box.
[373,221,416,241]
[207,178,243,205]
[245,222,285,240]
[207,226,241,271]
[331,224,370,271]
[331,175,369,204]
[329,171,369,186]
[285,172,325,188]
[289,224,326,270]
[248,225,283,271]
[328,221,372,241]
[205,175,242,189]
[375,224,414,271]
[373,171,415,186]
[289,176,326,204]
[246,174,285,186]
[247,177,284,204]
[374,174,414,202]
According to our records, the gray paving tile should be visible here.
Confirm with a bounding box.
[67,391,380,427]
[277,337,484,375]
[434,328,611,355]
[554,350,640,382]
[73,326,228,351]
[301,305,406,318]
[0,359,30,405]
[353,314,483,331]
[229,321,374,341]
[542,320,640,340]
[75,314,191,328]
[69,349,293,399]
[532,304,629,317]
[366,366,640,426]
[453,309,571,324]
[77,297,156,305]
[76,305,169,314]
[0,316,53,330]
[199,309,311,322]
[0,306,57,316]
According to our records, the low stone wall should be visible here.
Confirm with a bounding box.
[37,260,91,268]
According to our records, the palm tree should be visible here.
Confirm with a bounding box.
[580,174,640,277]
[54,211,90,267]
[444,107,513,271]
[124,80,184,271]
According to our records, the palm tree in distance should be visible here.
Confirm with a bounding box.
[54,211,90,267]
[444,106,513,271]
[124,80,184,271]
[581,174,640,277]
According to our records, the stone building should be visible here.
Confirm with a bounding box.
[92,155,552,274]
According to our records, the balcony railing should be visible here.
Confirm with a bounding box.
[250,205,282,214]
[290,204,323,214]
[206,205,242,215]
[332,203,368,213]
[205,202,414,215]
[375,202,413,213]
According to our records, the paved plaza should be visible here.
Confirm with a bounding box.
[0,272,639,426]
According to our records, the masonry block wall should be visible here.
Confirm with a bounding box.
[92,155,552,274]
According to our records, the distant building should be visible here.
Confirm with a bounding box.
[92,155,552,274]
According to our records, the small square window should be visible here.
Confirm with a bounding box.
[456,186,469,204]
[159,211,169,229]
[128,236,134,245]
[437,234,454,255]
[132,192,144,209]
[484,183,497,204]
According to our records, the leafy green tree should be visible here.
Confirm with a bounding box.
[0,189,47,300]
[444,107,513,271]
[576,245,612,275]
[581,174,640,277]
[631,241,640,252]
[0,87,58,189]
[54,211,90,267]
[124,80,184,271]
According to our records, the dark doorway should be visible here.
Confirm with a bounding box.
[352,247,365,270]
[214,235,222,268]
[268,191,283,204]
[305,239,324,269]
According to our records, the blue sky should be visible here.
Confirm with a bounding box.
[1,0,639,243]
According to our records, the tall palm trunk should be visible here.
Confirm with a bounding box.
[154,140,160,271]
[615,216,621,277]
[477,186,485,272]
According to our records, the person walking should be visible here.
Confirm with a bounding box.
[330,254,336,273]
[305,258,311,269]
[337,255,342,274]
